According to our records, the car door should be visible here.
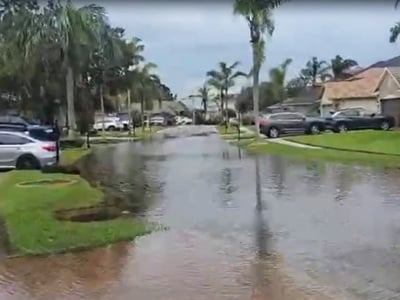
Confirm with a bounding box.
[0,133,30,168]
[340,109,363,129]
[286,113,307,133]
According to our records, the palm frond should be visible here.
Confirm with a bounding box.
[390,23,400,43]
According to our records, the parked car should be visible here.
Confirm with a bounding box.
[259,112,326,138]
[325,108,395,133]
[0,115,41,128]
[93,117,123,131]
[175,116,193,125]
[144,116,166,126]
[0,123,58,141]
[0,130,57,169]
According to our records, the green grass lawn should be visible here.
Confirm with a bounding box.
[233,137,400,167]
[287,131,400,155]
[0,170,150,256]
[60,148,91,166]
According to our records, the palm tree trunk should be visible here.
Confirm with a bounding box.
[127,88,132,136]
[100,84,105,138]
[203,98,207,119]
[252,44,260,140]
[225,88,229,130]
[140,93,145,131]
[66,65,76,139]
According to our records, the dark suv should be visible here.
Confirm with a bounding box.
[259,112,326,138]
[0,115,40,127]
[324,108,395,132]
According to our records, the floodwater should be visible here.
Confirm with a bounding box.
[1,126,400,299]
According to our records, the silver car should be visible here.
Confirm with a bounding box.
[0,131,57,170]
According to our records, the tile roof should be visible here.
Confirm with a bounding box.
[387,67,400,85]
[322,68,385,100]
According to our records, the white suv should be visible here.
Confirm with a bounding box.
[0,131,57,169]
[93,117,123,131]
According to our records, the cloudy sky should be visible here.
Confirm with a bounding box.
[100,1,400,98]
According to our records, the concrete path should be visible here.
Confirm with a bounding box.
[268,138,321,149]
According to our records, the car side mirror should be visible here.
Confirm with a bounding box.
[370,113,376,117]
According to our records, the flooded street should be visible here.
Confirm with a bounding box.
[1,126,400,299]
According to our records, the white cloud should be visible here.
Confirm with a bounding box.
[100,1,400,97]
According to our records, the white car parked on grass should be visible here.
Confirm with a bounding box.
[0,131,57,169]
[175,116,193,125]
[93,117,123,131]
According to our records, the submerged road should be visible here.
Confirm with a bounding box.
[1,126,400,299]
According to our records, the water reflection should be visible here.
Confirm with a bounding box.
[0,243,130,299]
[1,130,400,299]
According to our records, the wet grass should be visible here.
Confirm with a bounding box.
[217,125,255,140]
[236,138,400,168]
[287,131,400,155]
[0,170,150,256]
[60,148,91,166]
[0,148,150,256]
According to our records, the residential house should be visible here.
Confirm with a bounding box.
[267,85,323,115]
[320,67,400,126]
[130,100,189,117]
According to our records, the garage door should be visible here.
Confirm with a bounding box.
[381,99,400,127]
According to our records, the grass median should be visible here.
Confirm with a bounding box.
[287,130,400,155]
[0,149,150,256]
[233,133,400,168]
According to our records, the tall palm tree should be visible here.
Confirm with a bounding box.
[197,84,210,118]
[269,58,292,105]
[17,1,110,138]
[234,0,287,139]
[207,61,246,127]
[330,55,358,80]
[300,56,331,86]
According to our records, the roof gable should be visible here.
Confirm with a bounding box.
[322,68,384,100]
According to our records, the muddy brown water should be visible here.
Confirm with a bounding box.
[1,126,400,299]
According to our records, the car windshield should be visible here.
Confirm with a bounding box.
[28,128,55,141]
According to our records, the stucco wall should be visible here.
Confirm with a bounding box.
[339,98,379,112]
[379,72,400,99]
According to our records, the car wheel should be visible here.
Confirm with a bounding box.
[267,127,280,138]
[108,126,116,131]
[16,155,40,170]
[309,124,321,135]
[337,123,348,133]
[380,121,390,131]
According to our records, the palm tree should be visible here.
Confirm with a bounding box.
[207,61,246,128]
[330,55,358,80]
[130,62,159,130]
[234,0,287,139]
[17,2,111,138]
[300,57,331,85]
[269,58,292,105]
[197,84,210,118]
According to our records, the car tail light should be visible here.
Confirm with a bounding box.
[42,144,56,152]
[259,118,268,126]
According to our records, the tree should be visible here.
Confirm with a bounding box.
[300,57,331,85]
[129,62,159,130]
[16,1,113,138]
[206,61,246,128]
[269,58,292,105]
[196,84,210,117]
[330,55,358,80]
[286,77,307,98]
[234,0,287,139]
